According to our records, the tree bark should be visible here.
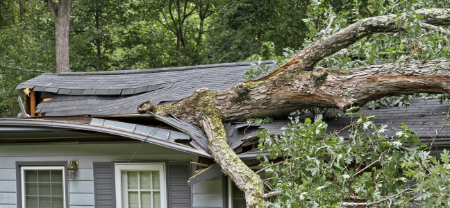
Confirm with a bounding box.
[47,0,71,73]
[152,8,450,207]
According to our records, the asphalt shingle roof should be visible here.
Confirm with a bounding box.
[230,98,450,152]
[18,61,274,116]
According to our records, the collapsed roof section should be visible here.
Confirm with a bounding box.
[16,61,274,117]
[0,118,211,158]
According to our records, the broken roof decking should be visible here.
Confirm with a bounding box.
[17,61,273,117]
[0,119,211,157]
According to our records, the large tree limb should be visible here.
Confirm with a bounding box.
[153,58,450,207]
[249,8,450,82]
[212,58,450,122]
[150,8,450,208]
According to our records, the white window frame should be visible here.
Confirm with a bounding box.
[114,163,167,208]
[21,166,67,208]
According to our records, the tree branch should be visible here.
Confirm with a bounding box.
[352,149,388,177]
[339,189,414,206]
[421,23,450,36]
[45,0,57,21]
[429,107,450,150]
[250,8,450,82]
[263,191,282,199]
[213,58,450,122]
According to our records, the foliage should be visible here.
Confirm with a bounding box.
[257,107,442,207]
[403,149,450,206]
[243,46,293,81]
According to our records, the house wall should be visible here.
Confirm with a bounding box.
[192,176,224,208]
[0,142,199,208]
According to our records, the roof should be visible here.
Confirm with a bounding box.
[13,61,450,158]
[17,61,273,117]
[227,98,450,154]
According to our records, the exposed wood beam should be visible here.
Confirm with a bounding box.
[30,90,36,117]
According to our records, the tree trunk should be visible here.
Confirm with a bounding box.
[152,8,450,207]
[47,0,71,73]
[95,0,101,70]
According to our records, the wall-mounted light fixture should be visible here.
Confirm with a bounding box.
[67,160,79,180]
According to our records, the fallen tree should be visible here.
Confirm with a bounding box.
[150,8,450,207]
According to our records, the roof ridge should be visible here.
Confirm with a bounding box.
[58,60,275,76]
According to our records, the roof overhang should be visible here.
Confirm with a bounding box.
[0,119,212,158]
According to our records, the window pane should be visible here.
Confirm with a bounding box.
[128,192,139,208]
[26,196,38,208]
[141,192,151,208]
[51,183,63,195]
[51,170,63,182]
[232,182,246,208]
[38,183,51,195]
[140,171,151,189]
[128,172,138,189]
[152,171,160,190]
[153,191,161,208]
[39,171,51,182]
[52,196,64,208]
[26,183,38,195]
[39,196,51,207]
[25,170,38,182]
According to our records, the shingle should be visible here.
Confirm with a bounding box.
[121,88,136,95]
[49,102,62,108]
[45,87,59,93]
[146,84,164,91]
[73,100,87,105]
[135,86,147,94]
[95,89,109,95]
[70,89,84,95]
[34,86,47,91]
[83,89,97,95]
[108,89,122,95]
[58,89,72,95]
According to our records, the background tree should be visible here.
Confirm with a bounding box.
[45,0,71,73]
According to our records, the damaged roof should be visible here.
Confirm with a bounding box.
[13,61,450,158]
[0,118,212,157]
[17,61,273,117]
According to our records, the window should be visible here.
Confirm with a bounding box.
[115,163,166,208]
[21,166,66,208]
[228,178,246,208]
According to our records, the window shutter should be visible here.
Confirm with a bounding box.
[93,162,116,208]
[167,162,191,208]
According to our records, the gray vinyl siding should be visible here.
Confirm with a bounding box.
[93,163,115,208]
[192,176,224,208]
[0,142,198,208]
[167,162,191,208]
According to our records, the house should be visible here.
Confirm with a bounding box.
[1,61,449,208]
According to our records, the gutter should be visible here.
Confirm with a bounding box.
[0,119,212,158]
